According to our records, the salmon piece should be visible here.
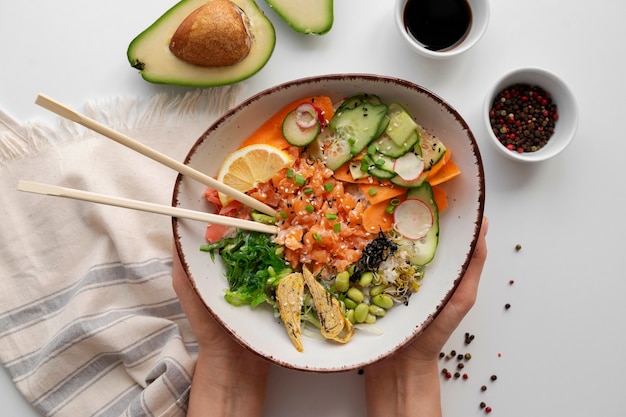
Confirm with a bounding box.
[276,272,305,352]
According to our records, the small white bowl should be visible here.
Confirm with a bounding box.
[483,67,579,163]
[395,0,490,59]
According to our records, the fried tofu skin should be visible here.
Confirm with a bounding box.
[276,272,305,352]
[302,266,354,343]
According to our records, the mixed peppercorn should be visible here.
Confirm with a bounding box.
[489,83,558,153]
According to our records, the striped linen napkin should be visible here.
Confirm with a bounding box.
[0,87,239,417]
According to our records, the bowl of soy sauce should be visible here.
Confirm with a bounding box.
[395,0,490,59]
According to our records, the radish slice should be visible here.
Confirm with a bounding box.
[295,103,319,129]
[393,198,433,240]
[393,152,424,181]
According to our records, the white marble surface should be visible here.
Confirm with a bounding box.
[2,1,626,416]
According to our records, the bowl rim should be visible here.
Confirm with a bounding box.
[172,73,486,372]
[482,66,579,162]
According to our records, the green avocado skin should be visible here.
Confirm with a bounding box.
[127,0,276,87]
[264,0,333,35]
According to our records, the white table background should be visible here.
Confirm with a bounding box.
[2,1,625,416]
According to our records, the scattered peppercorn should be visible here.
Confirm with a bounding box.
[489,83,558,153]
[515,243,522,251]
[439,351,445,359]
[464,353,472,360]
[454,372,461,379]
[509,279,515,285]
[464,332,475,345]
[462,373,469,379]
[442,368,448,375]
[481,385,487,391]
[485,406,493,413]
[505,303,511,310]
[480,402,486,409]
[357,369,364,375]
[491,374,498,381]
[457,363,465,370]
[457,354,464,361]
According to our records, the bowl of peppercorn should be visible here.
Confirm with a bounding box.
[484,67,578,162]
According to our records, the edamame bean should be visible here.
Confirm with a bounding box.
[354,303,369,323]
[370,284,387,297]
[347,287,364,304]
[369,304,386,317]
[346,309,356,324]
[343,297,357,310]
[358,271,374,287]
[335,271,350,293]
[365,313,377,324]
[372,294,394,309]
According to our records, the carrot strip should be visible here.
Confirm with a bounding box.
[432,185,448,212]
[362,200,395,233]
[359,183,407,206]
[428,159,461,186]
[239,96,335,150]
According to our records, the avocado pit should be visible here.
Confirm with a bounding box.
[169,0,251,67]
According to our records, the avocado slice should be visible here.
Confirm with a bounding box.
[127,0,276,87]
[265,0,333,35]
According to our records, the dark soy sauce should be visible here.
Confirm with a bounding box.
[403,0,472,51]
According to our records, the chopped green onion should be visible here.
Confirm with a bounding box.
[313,233,323,242]
[286,168,294,179]
[368,188,377,196]
[279,211,288,219]
[325,213,338,220]
[374,158,385,168]
[385,204,395,214]
[294,173,306,186]
[390,198,402,206]
[303,187,314,195]
[305,204,314,213]
[323,182,334,192]
[333,223,341,233]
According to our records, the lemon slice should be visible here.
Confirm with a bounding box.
[217,144,294,206]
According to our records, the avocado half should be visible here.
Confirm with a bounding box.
[265,0,333,35]
[127,0,276,87]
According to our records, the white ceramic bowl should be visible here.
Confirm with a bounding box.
[172,74,485,372]
[483,67,579,163]
[395,0,490,59]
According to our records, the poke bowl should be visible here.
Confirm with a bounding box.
[172,74,485,372]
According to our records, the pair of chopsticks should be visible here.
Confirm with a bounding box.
[16,94,279,235]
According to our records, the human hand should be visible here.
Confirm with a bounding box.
[364,217,488,417]
[172,250,270,417]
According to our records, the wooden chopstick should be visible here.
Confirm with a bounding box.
[34,93,278,218]
[17,180,279,235]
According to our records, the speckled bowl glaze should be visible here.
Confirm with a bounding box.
[483,67,579,163]
[172,74,485,372]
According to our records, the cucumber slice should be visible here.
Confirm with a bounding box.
[357,152,396,179]
[329,102,389,155]
[390,170,428,188]
[306,127,352,171]
[368,166,396,180]
[386,103,419,147]
[401,182,439,266]
[417,127,447,170]
[349,161,370,180]
[282,103,320,146]
[373,129,420,158]
[336,93,383,112]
